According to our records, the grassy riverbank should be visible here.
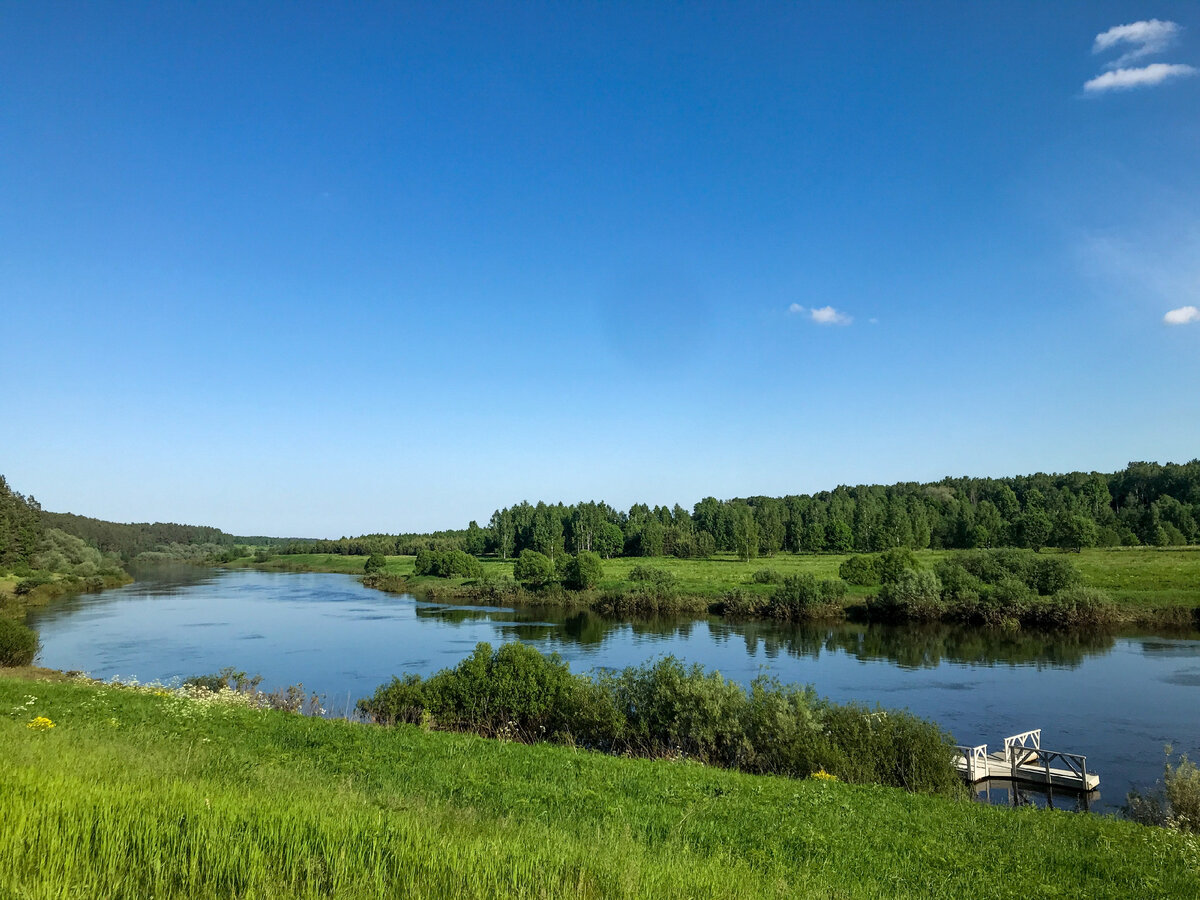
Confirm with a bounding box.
[229,547,1200,626]
[0,572,133,620]
[3,671,1198,898]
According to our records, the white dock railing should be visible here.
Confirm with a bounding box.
[954,744,990,782]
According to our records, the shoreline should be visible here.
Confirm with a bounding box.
[221,552,1200,633]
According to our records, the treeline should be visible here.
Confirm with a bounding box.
[40,511,238,561]
[0,477,42,569]
[1,477,126,599]
[282,460,1200,560]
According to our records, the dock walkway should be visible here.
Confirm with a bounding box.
[953,729,1099,792]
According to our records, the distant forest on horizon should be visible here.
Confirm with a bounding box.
[4,460,1199,568]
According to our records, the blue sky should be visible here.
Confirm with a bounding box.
[2,2,1198,537]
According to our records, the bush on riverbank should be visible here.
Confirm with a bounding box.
[866,550,1116,628]
[1127,748,1200,833]
[0,618,39,667]
[359,642,962,795]
[414,548,483,579]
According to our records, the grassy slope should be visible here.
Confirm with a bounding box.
[2,673,1197,899]
[231,547,1200,611]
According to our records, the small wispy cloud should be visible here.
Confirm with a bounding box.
[1084,63,1198,92]
[789,303,852,325]
[1094,19,1183,68]
[1164,305,1200,325]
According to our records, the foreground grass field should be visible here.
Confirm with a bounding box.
[3,671,1198,898]
[234,546,1200,612]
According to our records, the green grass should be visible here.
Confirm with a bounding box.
[1072,546,1200,608]
[3,672,1198,898]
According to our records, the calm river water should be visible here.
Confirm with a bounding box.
[27,566,1200,813]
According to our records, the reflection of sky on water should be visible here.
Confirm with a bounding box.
[28,568,1200,813]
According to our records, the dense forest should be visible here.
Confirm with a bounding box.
[0,477,125,579]
[6,461,1200,570]
[40,511,238,560]
[281,460,1200,561]
[2,476,242,570]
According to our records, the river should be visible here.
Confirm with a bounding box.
[26,565,1200,814]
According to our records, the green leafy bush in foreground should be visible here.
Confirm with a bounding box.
[359,642,961,795]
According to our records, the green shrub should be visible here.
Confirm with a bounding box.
[13,575,53,596]
[628,565,675,585]
[364,553,386,574]
[751,569,781,584]
[869,570,944,621]
[1025,586,1117,629]
[361,643,960,795]
[562,552,603,591]
[0,618,39,667]
[767,575,846,620]
[1030,556,1080,595]
[718,589,766,618]
[513,550,555,588]
[1127,748,1200,833]
[414,549,483,579]
[877,548,919,584]
[838,554,878,585]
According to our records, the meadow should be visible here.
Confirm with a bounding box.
[3,670,1198,899]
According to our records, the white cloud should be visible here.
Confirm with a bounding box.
[1084,63,1198,92]
[1164,305,1200,325]
[789,303,852,325]
[1094,19,1182,68]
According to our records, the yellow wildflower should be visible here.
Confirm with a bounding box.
[27,716,56,731]
[811,768,838,782]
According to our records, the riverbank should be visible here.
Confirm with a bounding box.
[226,547,1200,629]
[0,571,133,620]
[3,670,1197,898]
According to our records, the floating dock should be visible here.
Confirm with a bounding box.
[953,729,1099,792]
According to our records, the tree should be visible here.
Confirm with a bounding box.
[734,507,759,562]
[825,519,853,554]
[1056,515,1099,553]
[364,553,386,574]
[595,522,624,559]
[464,521,486,556]
[1015,510,1053,551]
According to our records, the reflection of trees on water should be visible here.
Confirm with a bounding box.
[411,600,1119,670]
[414,604,706,647]
[708,621,1116,669]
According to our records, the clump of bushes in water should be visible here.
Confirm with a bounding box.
[0,618,39,667]
[865,549,1116,628]
[413,548,483,579]
[359,641,961,796]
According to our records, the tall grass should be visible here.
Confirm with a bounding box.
[3,675,1198,898]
